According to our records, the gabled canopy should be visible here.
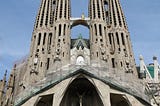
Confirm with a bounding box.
[71,35,90,49]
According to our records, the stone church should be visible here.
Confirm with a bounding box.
[0,0,159,106]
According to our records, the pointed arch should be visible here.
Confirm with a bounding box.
[35,94,53,106]
[60,77,104,106]
[110,93,131,106]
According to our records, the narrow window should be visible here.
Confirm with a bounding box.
[121,33,125,45]
[48,33,52,45]
[104,27,106,35]
[63,52,65,57]
[97,52,99,57]
[94,24,97,36]
[45,0,50,26]
[99,24,102,36]
[53,0,56,4]
[116,32,119,45]
[54,27,56,38]
[42,48,44,53]
[93,0,96,18]
[120,61,123,67]
[114,0,122,27]
[104,1,108,11]
[43,33,46,45]
[63,39,65,44]
[63,24,66,35]
[37,49,39,52]
[40,0,47,26]
[32,35,36,51]
[47,58,50,70]
[64,0,67,18]
[97,0,100,18]
[118,48,121,52]
[59,24,61,36]
[109,33,112,44]
[38,33,41,45]
[59,0,63,18]
[112,58,115,68]
[112,0,117,26]
[40,62,43,67]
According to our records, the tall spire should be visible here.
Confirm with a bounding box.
[4,71,15,106]
[89,0,137,75]
[153,56,160,83]
[108,0,127,28]
[34,0,55,29]
[4,70,7,80]
[25,0,71,84]
[0,70,7,105]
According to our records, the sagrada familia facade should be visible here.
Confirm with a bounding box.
[0,0,160,105]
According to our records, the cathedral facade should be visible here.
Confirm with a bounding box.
[0,0,159,106]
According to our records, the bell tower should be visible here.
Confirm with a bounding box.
[24,0,137,84]
[25,0,71,83]
[89,0,137,75]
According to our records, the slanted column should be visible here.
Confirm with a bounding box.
[139,55,153,81]
[0,70,7,104]
[4,71,15,106]
[153,56,160,83]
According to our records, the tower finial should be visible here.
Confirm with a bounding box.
[81,13,85,20]
[3,70,7,81]
[5,70,7,76]
[153,56,157,60]
[78,33,83,39]
[139,55,144,60]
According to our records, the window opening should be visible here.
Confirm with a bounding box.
[121,33,125,45]
[59,24,61,36]
[48,33,52,45]
[112,58,115,68]
[43,33,46,45]
[38,33,41,45]
[99,24,102,36]
[116,32,119,45]
[47,58,50,70]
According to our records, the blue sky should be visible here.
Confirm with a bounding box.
[0,0,160,79]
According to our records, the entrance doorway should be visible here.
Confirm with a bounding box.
[60,78,104,106]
